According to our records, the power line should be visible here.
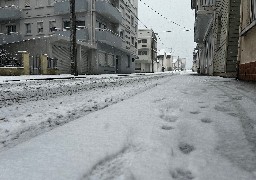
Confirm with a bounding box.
[139,0,191,31]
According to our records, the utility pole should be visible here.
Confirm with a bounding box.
[70,0,78,76]
[177,56,180,71]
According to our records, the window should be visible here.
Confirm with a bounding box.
[251,0,256,21]
[63,21,70,29]
[131,37,134,45]
[107,54,115,67]
[98,52,107,66]
[138,51,148,55]
[6,25,16,35]
[25,23,31,34]
[142,39,147,43]
[131,16,134,26]
[24,0,30,8]
[36,0,43,7]
[37,21,44,34]
[216,16,221,48]
[120,31,124,39]
[49,20,56,32]
[120,6,125,17]
[48,0,55,6]
[138,40,141,43]
[4,0,17,7]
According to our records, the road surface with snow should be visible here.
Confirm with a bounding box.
[0,72,256,180]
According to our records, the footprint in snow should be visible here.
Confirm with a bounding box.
[200,105,208,109]
[82,146,138,180]
[200,118,212,124]
[170,168,194,180]
[160,114,179,122]
[190,111,200,115]
[214,105,230,112]
[161,125,175,130]
[179,143,195,154]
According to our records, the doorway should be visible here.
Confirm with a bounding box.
[116,55,120,73]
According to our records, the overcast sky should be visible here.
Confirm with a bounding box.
[138,0,196,68]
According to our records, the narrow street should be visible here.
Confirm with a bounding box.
[0,72,256,180]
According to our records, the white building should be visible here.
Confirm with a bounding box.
[135,29,157,73]
[154,51,173,72]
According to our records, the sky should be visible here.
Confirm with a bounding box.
[138,0,196,68]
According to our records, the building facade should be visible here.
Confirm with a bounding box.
[238,0,256,81]
[0,0,138,75]
[135,29,157,73]
[191,0,241,77]
[154,52,173,72]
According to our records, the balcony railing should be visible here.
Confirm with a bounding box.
[0,6,22,21]
[95,1,122,24]
[201,0,216,7]
[96,29,122,48]
[54,0,88,15]
[0,33,23,45]
[55,29,89,42]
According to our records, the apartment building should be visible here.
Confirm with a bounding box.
[191,0,241,77]
[0,0,138,75]
[135,29,157,73]
[238,0,256,81]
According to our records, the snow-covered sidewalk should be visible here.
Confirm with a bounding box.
[0,73,256,180]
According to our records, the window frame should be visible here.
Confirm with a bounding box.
[37,21,44,34]
[25,23,32,34]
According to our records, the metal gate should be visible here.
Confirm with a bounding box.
[0,49,22,67]
[29,54,41,75]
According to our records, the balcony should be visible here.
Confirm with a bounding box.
[96,29,122,48]
[55,29,89,42]
[0,33,23,45]
[95,1,122,24]
[195,0,216,14]
[194,13,213,43]
[0,7,22,21]
[54,0,88,15]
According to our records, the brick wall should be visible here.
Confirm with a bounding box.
[239,61,256,81]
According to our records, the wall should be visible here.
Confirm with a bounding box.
[238,0,256,81]
[0,67,24,76]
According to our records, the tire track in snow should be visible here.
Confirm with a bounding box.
[81,146,139,180]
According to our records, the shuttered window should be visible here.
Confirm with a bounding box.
[98,52,106,66]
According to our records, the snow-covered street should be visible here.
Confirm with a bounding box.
[0,72,256,180]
